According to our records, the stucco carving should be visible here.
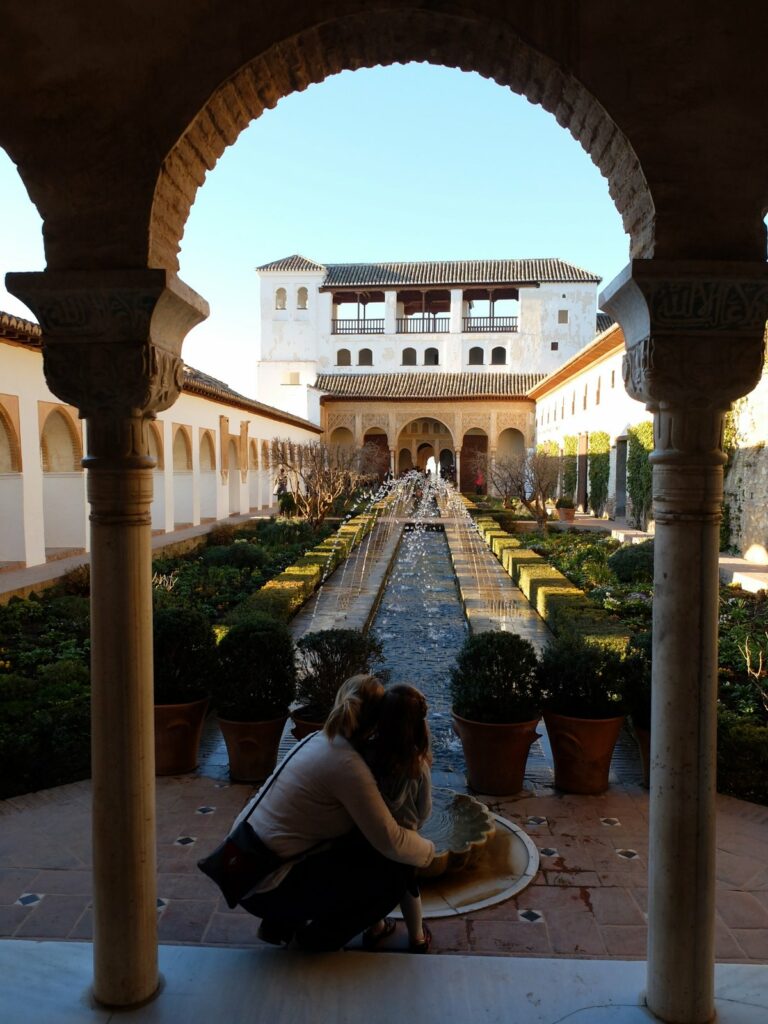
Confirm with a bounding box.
[362,413,389,433]
[327,412,356,432]
[643,279,768,332]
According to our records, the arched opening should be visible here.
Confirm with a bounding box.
[439,447,455,482]
[336,348,351,366]
[468,346,484,366]
[329,426,355,446]
[275,287,287,310]
[461,427,488,492]
[358,348,373,366]
[172,426,193,527]
[0,402,24,564]
[491,346,507,365]
[228,438,240,514]
[424,347,439,366]
[147,422,165,531]
[396,418,454,477]
[402,347,417,366]
[363,428,389,480]
[497,427,525,459]
[297,286,308,310]
[40,408,85,556]
[416,442,434,472]
[248,439,260,511]
[199,430,217,521]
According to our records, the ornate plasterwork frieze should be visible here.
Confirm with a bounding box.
[643,279,768,333]
[326,412,356,432]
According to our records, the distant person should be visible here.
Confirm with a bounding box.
[363,685,433,953]
[273,467,288,499]
[474,469,485,495]
[425,455,437,479]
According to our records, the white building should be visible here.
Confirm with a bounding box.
[255,255,602,422]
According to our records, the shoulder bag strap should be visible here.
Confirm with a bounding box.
[241,731,318,823]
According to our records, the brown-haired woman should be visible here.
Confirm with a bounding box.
[232,675,435,950]
[363,684,433,952]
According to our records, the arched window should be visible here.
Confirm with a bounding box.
[468,346,484,365]
[0,405,21,472]
[491,346,506,365]
[337,348,351,366]
[297,286,308,310]
[275,287,287,310]
[424,347,439,366]
[172,427,192,471]
[358,348,373,366]
[199,431,216,471]
[40,409,81,472]
[402,347,417,366]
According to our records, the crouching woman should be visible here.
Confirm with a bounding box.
[234,674,435,950]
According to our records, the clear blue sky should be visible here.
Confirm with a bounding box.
[1,63,629,395]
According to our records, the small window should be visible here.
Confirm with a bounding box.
[358,348,373,366]
[424,347,439,366]
[275,287,287,310]
[491,346,506,365]
[558,309,569,324]
[571,392,576,415]
[337,348,351,366]
[402,347,417,366]
[596,377,601,405]
[611,369,616,388]
[561,398,565,418]
[583,384,588,410]
[281,371,300,385]
[550,341,559,351]
[468,346,484,365]
[297,286,308,310]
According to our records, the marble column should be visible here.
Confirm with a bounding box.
[6,269,208,1008]
[602,260,768,1024]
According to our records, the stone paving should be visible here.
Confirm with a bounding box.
[2,510,768,963]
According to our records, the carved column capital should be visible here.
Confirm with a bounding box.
[5,269,208,468]
[600,260,768,410]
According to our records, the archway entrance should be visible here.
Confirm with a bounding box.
[461,428,488,493]
[363,427,390,479]
[396,418,453,477]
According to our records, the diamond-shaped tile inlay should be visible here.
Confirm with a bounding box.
[519,909,543,923]
[195,806,216,815]
[616,849,639,860]
[527,816,548,826]
[539,847,558,857]
[156,898,168,910]
[601,817,621,827]
[214,782,230,789]
[174,836,197,847]
[16,893,43,907]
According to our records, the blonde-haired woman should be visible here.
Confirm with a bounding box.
[233,675,435,950]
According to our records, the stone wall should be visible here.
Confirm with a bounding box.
[724,369,768,563]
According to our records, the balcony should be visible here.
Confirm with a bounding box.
[396,317,450,334]
[463,315,518,333]
[332,318,385,335]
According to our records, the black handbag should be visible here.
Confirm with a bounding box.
[197,733,317,908]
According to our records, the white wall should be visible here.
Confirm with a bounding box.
[43,474,87,548]
[0,474,25,561]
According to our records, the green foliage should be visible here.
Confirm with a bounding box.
[555,496,574,509]
[562,435,578,500]
[588,431,611,517]
[627,422,654,529]
[717,709,768,805]
[539,632,627,718]
[200,542,267,570]
[536,440,560,457]
[213,614,296,721]
[295,629,385,719]
[450,631,541,724]
[717,587,768,722]
[153,606,216,704]
[278,491,297,516]
[719,502,732,552]
[0,661,91,799]
[0,593,90,676]
[59,564,91,596]
[608,540,655,585]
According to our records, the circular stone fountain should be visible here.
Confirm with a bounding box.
[417,789,496,878]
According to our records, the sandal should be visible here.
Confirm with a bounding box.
[361,917,397,950]
[409,922,432,954]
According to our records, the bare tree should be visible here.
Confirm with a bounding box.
[269,438,383,526]
[474,449,560,530]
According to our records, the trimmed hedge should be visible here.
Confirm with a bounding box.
[717,711,768,805]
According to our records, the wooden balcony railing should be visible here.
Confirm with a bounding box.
[463,316,518,333]
[331,318,385,335]
[396,317,450,334]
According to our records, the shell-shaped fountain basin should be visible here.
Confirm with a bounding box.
[417,788,496,878]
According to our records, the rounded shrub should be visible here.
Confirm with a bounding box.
[153,606,216,704]
[450,631,541,724]
[539,632,626,719]
[608,540,655,585]
[200,543,266,570]
[214,613,296,721]
[295,629,385,720]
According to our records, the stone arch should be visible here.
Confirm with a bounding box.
[227,438,240,513]
[149,13,654,273]
[497,427,525,458]
[40,407,82,472]
[172,425,192,471]
[330,426,355,446]
[398,448,413,474]
[249,439,259,470]
[460,426,488,492]
[199,429,216,470]
[297,286,309,310]
[0,402,21,472]
[147,421,163,469]
[275,287,287,310]
[261,440,270,472]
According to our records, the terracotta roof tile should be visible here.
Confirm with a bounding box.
[256,254,326,273]
[596,312,615,334]
[315,372,544,400]
[182,366,321,432]
[0,310,42,345]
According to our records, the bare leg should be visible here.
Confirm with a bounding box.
[400,890,424,943]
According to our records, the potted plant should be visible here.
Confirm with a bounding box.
[213,613,297,781]
[153,607,216,775]
[450,631,542,795]
[555,496,576,522]
[539,632,627,794]
[623,635,652,787]
[293,628,384,737]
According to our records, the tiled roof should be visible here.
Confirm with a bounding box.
[182,366,321,432]
[256,254,326,273]
[0,311,42,345]
[315,372,544,400]
[256,257,601,287]
[596,312,615,335]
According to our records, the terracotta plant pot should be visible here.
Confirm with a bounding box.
[154,697,209,776]
[290,710,326,740]
[556,507,575,522]
[543,711,624,795]
[632,721,651,788]
[218,714,288,782]
[452,712,541,796]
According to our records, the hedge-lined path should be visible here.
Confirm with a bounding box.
[2,775,768,962]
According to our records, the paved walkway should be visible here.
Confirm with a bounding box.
[2,511,768,965]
